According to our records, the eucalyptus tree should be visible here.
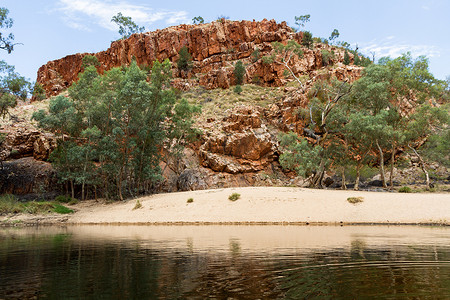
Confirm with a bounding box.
[34,59,200,200]
[111,12,145,39]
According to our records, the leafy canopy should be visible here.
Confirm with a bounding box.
[111,12,145,39]
[0,7,15,53]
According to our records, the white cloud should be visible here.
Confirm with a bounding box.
[56,0,189,31]
[360,37,441,61]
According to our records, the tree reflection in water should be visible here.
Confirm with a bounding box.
[0,226,449,299]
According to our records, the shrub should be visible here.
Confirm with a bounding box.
[192,16,204,24]
[251,49,261,62]
[321,50,332,66]
[343,51,350,65]
[32,83,46,101]
[347,197,363,204]
[228,193,241,201]
[133,199,142,210]
[233,60,245,85]
[68,199,79,205]
[0,194,22,214]
[177,46,193,72]
[399,186,412,193]
[187,198,194,203]
[301,31,313,49]
[233,85,242,94]
[0,195,74,215]
[52,203,74,214]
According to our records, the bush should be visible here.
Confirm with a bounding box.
[228,193,241,201]
[343,51,350,65]
[177,46,193,72]
[301,31,313,49]
[52,203,74,214]
[321,50,332,66]
[251,49,261,62]
[347,196,364,204]
[233,85,242,94]
[133,199,142,210]
[187,198,194,203]
[32,83,46,101]
[0,195,74,215]
[233,60,245,85]
[0,194,22,214]
[399,186,412,193]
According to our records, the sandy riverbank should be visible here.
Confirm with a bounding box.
[1,187,449,226]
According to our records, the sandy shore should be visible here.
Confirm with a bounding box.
[2,187,448,226]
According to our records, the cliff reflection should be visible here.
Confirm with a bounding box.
[0,226,449,299]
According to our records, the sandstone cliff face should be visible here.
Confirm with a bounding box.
[36,19,357,97]
[24,20,367,194]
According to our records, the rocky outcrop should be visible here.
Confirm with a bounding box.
[0,157,56,196]
[36,19,296,96]
[199,106,278,174]
[36,19,358,97]
[0,127,56,161]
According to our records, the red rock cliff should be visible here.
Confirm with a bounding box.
[36,19,304,96]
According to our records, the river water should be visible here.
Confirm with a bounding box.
[0,225,449,299]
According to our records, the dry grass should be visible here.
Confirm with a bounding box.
[182,84,284,121]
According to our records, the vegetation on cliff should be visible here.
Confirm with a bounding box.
[279,53,449,190]
[1,9,449,200]
[33,56,200,200]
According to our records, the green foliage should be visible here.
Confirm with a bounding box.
[234,85,242,94]
[34,59,200,200]
[301,31,313,49]
[321,50,333,66]
[279,132,324,178]
[0,194,22,214]
[0,61,31,100]
[353,53,361,66]
[294,15,310,29]
[177,46,193,72]
[111,12,145,39]
[343,51,350,65]
[0,92,15,118]
[273,40,304,59]
[187,197,194,203]
[32,82,46,101]
[233,60,245,85]
[0,195,73,215]
[52,203,74,214]
[251,48,261,62]
[422,127,450,167]
[398,186,412,193]
[0,7,15,53]
[261,54,275,64]
[228,193,240,201]
[192,16,204,24]
[1,60,31,116]
[81,55,100,69]
[329,29,340,43]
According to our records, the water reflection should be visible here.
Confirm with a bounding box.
[0,225,449,299]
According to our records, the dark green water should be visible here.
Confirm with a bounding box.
[0,225,449,299]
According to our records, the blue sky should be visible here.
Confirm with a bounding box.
[1,0,449,82]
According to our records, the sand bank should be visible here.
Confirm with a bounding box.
[4,187,447,226]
